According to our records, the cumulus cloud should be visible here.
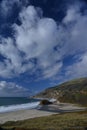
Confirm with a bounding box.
[62,3,87,55]
[0,1,87,81]
[0,5,62,78]
[63,2,81,24]
[14,6,58,57]
[13,6,62,78]
[0,81,30,97]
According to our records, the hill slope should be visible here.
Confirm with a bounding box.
[35,78,87,106]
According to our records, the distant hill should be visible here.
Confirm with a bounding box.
[35,78,87,106]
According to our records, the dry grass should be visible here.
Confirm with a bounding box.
[1,110,87,130]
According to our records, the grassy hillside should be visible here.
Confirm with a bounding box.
[1,111,87,130]
[35,78,87,106]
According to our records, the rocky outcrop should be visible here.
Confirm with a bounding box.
[39,99,52,105]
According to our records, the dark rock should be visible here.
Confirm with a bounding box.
[0,127,4,130]
[39,99,52,105]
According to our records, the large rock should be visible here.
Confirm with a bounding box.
[39,99,52,105]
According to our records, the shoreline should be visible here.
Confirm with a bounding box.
[0,102,86,124]
[0,108,57,124]
[0,98,56,114]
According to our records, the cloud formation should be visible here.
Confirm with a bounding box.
[0,5,62,79]
[0,81,30,97]
[0,1,87,81]
[65,53,87,80]
[0,0,29,17]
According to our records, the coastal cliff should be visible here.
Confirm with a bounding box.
[34,78,87,106]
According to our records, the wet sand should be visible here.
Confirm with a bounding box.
[0,103,86,124]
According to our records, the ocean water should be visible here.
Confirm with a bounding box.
[0,97,40,113]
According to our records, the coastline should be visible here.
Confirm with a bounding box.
[0,108,57,124]
[0,102,86,125]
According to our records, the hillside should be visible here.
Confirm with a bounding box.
[35,78,87,106]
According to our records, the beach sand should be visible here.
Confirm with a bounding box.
[0,103,86,124]
[0,109,55,124]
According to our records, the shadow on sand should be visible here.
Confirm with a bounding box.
[36,104,86,113]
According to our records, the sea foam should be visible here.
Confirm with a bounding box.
[0,101,40,113]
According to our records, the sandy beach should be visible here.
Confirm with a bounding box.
[0,102,86,124]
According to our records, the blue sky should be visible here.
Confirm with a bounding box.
[0,0,87,96]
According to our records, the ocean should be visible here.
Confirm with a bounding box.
[0,97,40,113]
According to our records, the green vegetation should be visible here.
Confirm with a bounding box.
[1,111,87,130]
[58,92,87,106]
[35,78,87,106]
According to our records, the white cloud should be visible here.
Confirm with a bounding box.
[0,2,87,80]
[42,62,63,79]
[14,6,58,58]
[0,38,22,77]
[62,5,87,56]
[63,4,81,24]
[65,53,87,79]
[0,37,35,77]
[0,38,22,68]
[0,61,14,78]
[0,81,30,97]
[0,4,62,80]
[13,6,62,78]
